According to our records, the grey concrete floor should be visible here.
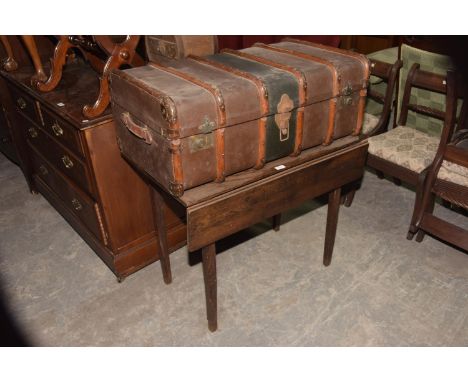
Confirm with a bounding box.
[0,152,467,346]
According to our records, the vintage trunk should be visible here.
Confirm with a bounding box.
[145,35,217,61]
[110,39,369,196]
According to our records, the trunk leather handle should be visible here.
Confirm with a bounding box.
[121,112,153,144]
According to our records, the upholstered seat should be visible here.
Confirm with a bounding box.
[368,126,440,173]
[438,160,468,187]
[361,112,381,135]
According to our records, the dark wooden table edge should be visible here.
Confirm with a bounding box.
[179,136,364,207]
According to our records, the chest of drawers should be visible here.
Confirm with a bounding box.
[0,62,186,280]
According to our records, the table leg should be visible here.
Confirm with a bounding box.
[323,187,341,267]
[202,243,217,332]
[150,188,172,284]
[344,188,356,208]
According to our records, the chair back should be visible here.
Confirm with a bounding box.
[398,63,451,128]
[397,44,453,135]
[365,58,402,134]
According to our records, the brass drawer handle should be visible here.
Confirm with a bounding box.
[28,127,38,138]
[17,97,27,110]
[61,155,74,169]
[38,165,48,176]
[51,121,64,136]
[71,198,82,211]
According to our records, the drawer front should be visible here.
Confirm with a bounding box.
[10,86,39,124]
[30,145,104,241]
[39,105,84,157]
[24,121,94,196]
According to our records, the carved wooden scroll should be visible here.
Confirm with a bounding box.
[35,35,142,119]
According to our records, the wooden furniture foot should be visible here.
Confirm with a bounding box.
[413,191,436,244]
[323,187,341,266]
[202,243,217,332]
[150,188,172,284]
[272,214,281,231]
[376,170,385,179]
[408,170,427,240]
[21,36,47,84]
[441,199,452,209]
[415,230,426,242]
[117,275,127,283]
[36,36,72,91]
[1,36,18,71]
[392,177,402,186]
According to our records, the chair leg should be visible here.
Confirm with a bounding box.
[441,199,452,209]
[415,230,425,242]
[408,170,426,240]
[415,194,436,243]
[272,214,281,232]
[392,177,402,186]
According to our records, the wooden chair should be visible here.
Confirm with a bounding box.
[408,70,468,249]
[342,57,402,207]
[365,63,455,238]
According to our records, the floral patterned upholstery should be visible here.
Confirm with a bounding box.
[361,113,380,135]
[438,160,468,187]
[368,126,440,173]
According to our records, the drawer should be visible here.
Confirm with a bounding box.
[39,105,84,157]
[9,85,39,124]
[30,145,105,242]
[23,119,94,197]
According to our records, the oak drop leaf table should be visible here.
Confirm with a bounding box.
[149,136,368,331]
